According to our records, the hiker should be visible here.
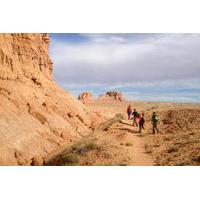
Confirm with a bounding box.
[127,105,133,120]
[151,112,160,134]
[132,108,139,126]
[138,113,145,133]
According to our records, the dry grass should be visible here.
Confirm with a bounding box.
[46,139,99,166]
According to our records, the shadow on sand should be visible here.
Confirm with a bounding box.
[119,121,133,126]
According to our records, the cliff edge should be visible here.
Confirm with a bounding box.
[0,34,98,165]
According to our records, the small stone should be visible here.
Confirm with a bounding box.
[31,156,44,166]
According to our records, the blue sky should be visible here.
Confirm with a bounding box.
[50,33,200,103]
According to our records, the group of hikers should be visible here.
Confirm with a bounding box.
[127,105,160,134]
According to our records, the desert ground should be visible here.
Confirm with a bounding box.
[46,101,200,166]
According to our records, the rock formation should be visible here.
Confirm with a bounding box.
[0,33,100,165]
[78,92,93,103]
[98,91,125,102]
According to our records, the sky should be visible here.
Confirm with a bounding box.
[50,33,200,103]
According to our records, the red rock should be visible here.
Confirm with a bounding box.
[78,92,93,103]
[98,91,125,102]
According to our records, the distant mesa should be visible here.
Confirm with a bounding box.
[78,92,94,103]
[98,91,125,102]
[78,91,125,103]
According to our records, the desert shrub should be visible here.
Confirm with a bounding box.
[192,154,200,163]
[125,142,133,147]
[63,153,79,166]
[167,146,179,153]
[71,140,98,155]
[71,142,82,151]
[46,139,98,166]
[176,159,191,166]
[84,141,98,151]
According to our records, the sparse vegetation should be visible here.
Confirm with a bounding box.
[63,153,79,166]
[46,139,99,166]
[144,109,200,166]
[47,106,200,166]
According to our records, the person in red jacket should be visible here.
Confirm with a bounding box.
[138,113,145,133]
[127,105,133,120]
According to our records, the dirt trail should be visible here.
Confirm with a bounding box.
[45,117,154,166]
[106,119,154,166]
[125,132,154,166]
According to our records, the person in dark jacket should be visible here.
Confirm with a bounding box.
[151,112,160,134]
[132,109,139,126]
[138,113,145,133]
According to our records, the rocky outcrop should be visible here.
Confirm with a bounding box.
[0,33,53,81]
[0,34,100,165]
[98,91,125,102]
[78,92,93,103]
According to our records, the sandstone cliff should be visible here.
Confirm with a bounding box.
[0,34,98,165]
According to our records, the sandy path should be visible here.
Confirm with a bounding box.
[109,119,154,166]
[127,132,154,166]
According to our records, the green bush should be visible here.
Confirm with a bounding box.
[84,142,98,151]
[63,153,79,166]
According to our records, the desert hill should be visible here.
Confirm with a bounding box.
[0,34,100,165]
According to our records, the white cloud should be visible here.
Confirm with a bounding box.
[51,34,200,90]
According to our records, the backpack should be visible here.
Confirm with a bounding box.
[133,111,139,118]
[153,115,159,123]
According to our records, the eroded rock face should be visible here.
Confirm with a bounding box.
[0,34,100,165]
[78,92,93,103]
[0,33,53,81]
[98,91,125,102]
